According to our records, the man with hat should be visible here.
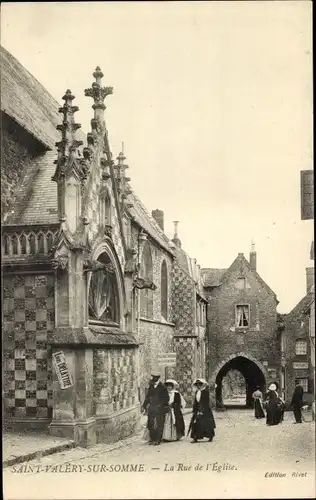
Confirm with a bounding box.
[142,371,169,445]
[291,380,304,424]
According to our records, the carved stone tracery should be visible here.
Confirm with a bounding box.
[52,255,69,271]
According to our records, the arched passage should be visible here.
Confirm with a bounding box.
[213,355,266,408]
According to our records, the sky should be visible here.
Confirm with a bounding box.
[1,1,313,313]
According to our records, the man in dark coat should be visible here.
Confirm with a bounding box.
[291,380,304,424]
[142,373,169,445]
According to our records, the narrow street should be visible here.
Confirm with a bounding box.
[4,410,315,499]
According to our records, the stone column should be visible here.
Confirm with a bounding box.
[49,248,97,447]
[49,347,96,447]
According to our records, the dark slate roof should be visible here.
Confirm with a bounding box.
[127,192,173,254]
[173,246,191,275]
[1,45,86,226]
[201,268,227,287]
[5,151,59,225]
[1,45,63,149]
[286,292,313,318]
[1,46,175,253]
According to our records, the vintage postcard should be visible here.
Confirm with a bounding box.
[1,1,314,499]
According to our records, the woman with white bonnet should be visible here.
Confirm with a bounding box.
[189,378,216,443]
[162,379,186,442]
[265,382,283,426]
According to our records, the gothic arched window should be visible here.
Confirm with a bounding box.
[161,260,168,320]
[140,242,154,319]
[88,252,119,324]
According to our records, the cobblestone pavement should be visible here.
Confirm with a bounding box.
[4,410,315,500]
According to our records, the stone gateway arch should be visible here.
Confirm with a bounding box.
[210,352,268,408]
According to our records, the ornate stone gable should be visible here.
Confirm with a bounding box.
[81,68,133,271]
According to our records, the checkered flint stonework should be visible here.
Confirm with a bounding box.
[172,264,195,335]
[174,336,196,402]
[110,348,137,412]
[3,274,55,419]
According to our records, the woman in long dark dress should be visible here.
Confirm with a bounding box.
[190,379,216,443]
[252,386,265,419]
[162,379,186,441]
[265,383,283,426]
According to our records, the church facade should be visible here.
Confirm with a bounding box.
[1,46,207,445]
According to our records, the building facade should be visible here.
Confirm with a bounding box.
[281,269,315,405]
[202,248,281,407]
[1,46,207,443]
[300,169,314,416]
[170,227,208,402]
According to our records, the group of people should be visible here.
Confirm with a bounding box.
[252,380,305,426]
[141,373,216,445]
[142,373,306,444]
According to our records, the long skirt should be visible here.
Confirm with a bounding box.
[266,402,282,426]
[162,411,178,442]
[191,412,215,440]
[254,398,265,419]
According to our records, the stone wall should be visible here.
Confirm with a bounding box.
[205,258,279,388]
[283,295,314,404]
[93,346,139,443]
[3,273,55,427]
[138,320,174,404]
[132,234,175,402]
[174,336,198,406]
[171,262,198,403]
[171,262,195,336]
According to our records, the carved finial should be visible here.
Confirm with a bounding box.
[117,150,126,167]
[85,67,113,129]
[116,146,131,209]
[93,66,104,84]
[52,89,83,181]
[172,221,181,248]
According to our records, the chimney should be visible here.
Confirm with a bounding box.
[306,267,315,294]
[172,221,181,248]
[151,209,164,231]
[249,241,257,271]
